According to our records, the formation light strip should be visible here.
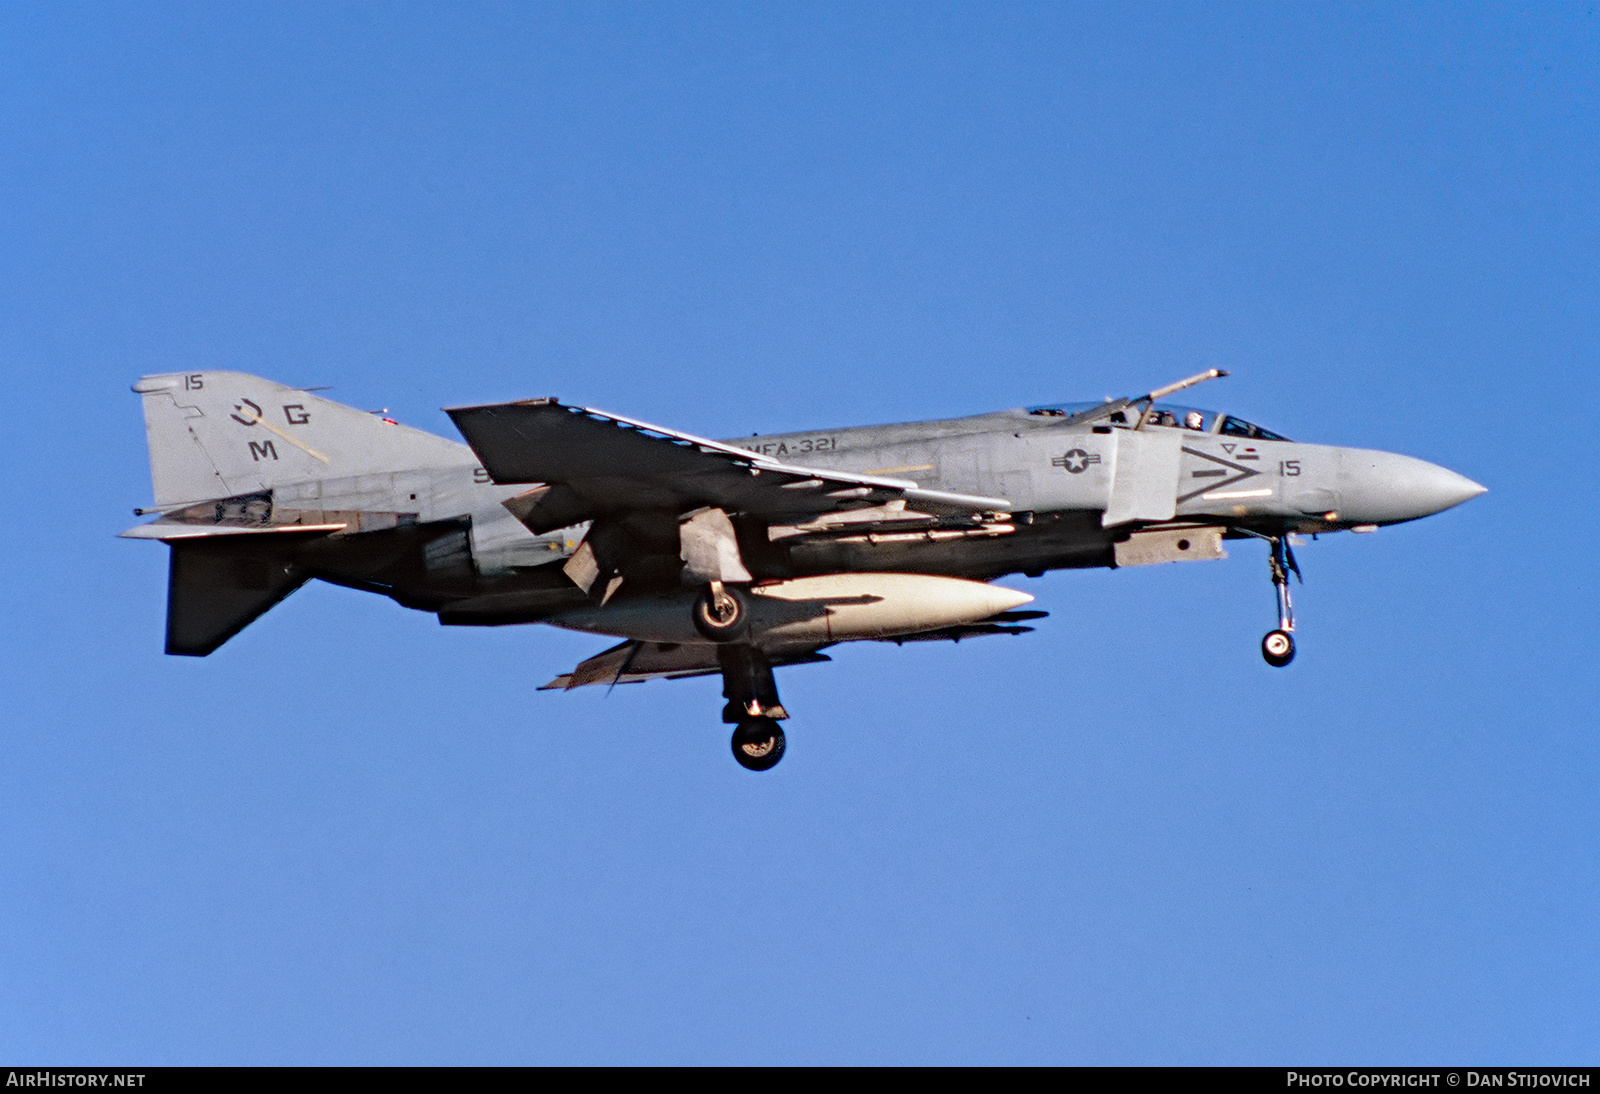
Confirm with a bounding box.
[1202,488,1273,500]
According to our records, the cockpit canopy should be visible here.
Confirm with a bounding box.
[1026,401,1290,441]
[1216,413,1290,441]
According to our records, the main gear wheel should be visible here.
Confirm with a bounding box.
[731,718,786,771]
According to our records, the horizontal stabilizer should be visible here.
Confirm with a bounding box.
[123,521,347,540]
[165,537,310,656]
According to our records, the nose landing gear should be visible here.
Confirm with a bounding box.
[1261,534,1300,667]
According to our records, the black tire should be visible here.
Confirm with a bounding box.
[1261,629,1296,668]
[731,718,786,771]
[693,585,748,642]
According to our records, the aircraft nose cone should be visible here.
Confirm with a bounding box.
[1338,450,1487,525]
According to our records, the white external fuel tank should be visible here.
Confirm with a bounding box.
[548,572,1034,646]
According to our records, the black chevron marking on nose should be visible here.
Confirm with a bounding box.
[1176,446,1262,504]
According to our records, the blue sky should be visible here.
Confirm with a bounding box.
[2,1,1596,1064]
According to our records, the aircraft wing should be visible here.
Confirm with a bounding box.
[446,399,1009,534]
[541,639,833,690]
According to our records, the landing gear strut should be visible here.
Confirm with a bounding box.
[1261,534,1300,668]
[719,644,789,771]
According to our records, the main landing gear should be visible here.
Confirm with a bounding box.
[719,643,789,772]
[1261,534,1300,668]
[691,581,787,771]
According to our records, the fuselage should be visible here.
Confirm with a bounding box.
[132,380,1483,628]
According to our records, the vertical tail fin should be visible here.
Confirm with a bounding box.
[133,371,470,508]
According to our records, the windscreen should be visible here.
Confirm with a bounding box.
[1219,415,1291,441]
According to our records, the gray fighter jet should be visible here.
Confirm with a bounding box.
[125,369,1483,770]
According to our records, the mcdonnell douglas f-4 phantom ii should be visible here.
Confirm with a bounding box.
[126,369,1484,770]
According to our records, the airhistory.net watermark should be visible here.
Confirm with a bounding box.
[5,1075,145,1088]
